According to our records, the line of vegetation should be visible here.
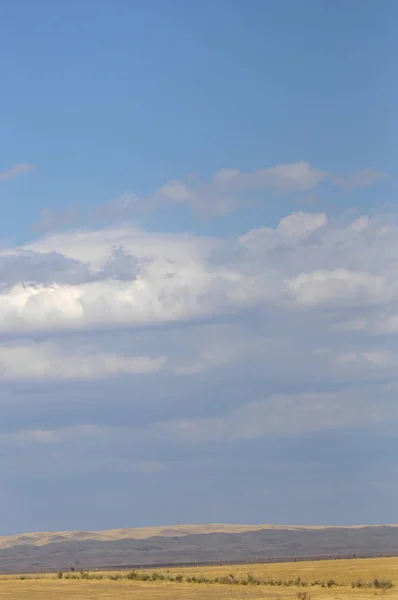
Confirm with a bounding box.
[52,569,394,589]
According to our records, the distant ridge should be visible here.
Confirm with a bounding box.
[2,522,397,549]
[0,523,397,573]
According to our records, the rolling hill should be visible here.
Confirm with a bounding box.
[0,523,397,573]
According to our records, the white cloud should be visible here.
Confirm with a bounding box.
[142,388,398,443]
[1,205,398,446]
[157,161,328,215]
[362,350,391,365]
[153,162,387,215]
[286,269,386,307]
[27,163,387,231]
[0,228,246,332]
[0,210,396,335]
[25,226,214,268]
[0,425,108,445]
[159,180,194,203]
[236,161,328,191]
[0,342,165,381]
[208,161,328,192]
[276,211,327,237]
[238,211,329,252]
[336,349,396,370]
[0,163,34,180]
[0,266,225,332]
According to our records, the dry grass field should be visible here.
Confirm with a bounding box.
[0,556,397,599]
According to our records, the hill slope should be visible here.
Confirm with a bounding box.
[0,524,397,573]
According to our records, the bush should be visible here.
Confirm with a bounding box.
[127,570,139,580]
[373,578,393,590]
[218,575,234,584]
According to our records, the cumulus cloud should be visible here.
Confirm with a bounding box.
[0,207,398,450]
[0,209,396,338]
[286,269,386,307]
[1,198,398,531]
[0,250,92,287]
[0,229,237,332]
[0,163,34,181]
[276,211,327,237]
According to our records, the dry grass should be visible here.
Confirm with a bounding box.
[171,555,398,583]
[0,557,397,599]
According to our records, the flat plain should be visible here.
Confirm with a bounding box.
[0,556,398,599]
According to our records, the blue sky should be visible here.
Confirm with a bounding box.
[0,0,397,534]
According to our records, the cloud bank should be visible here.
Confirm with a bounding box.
[0,168,395,528]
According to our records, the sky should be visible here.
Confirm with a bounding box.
[0,0,397,534]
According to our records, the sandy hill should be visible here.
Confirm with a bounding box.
[2,522,394,549]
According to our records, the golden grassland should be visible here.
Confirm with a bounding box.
[1,556,398,599]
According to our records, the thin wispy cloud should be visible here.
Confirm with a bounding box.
[0,163,34,181]
[29,162,389,231]
[32,207,79,233]
[333,168,388,190]
[157,162,387,215]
